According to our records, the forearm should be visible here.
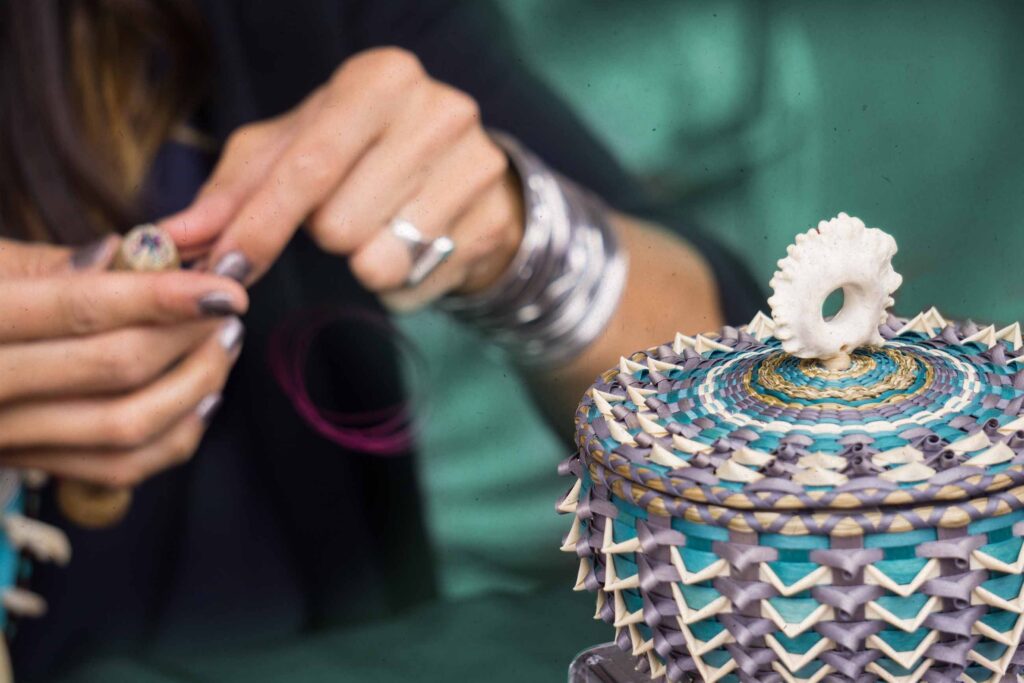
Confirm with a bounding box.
[523,212,724,436]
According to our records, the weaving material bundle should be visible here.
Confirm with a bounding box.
[560,215,1024,682]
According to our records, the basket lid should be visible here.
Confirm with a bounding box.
[575,215,1024,511]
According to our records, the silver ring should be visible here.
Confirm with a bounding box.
[389,218,455,287]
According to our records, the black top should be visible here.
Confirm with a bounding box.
[11,1,762,680]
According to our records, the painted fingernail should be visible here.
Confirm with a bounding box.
[71,236,115,270]
[196,393,223,426]
[218,316,245,354]
[212,251,251,283]
[198,291,241,317]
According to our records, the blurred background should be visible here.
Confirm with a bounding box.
[53,2,1024,680]
[405,0,1024,610]
[498,0,1024,323]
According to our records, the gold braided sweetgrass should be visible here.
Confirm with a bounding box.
[751,348,921,405]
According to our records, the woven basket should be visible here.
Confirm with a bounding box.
[560,313,1024,683]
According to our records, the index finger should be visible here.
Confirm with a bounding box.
[0,270,249,343]
[201,50,421,284]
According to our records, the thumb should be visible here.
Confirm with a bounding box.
[0,235,118,277]
[157,192,238,261]
[160,112,304,260]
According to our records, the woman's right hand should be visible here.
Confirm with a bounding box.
[0,236,249,487]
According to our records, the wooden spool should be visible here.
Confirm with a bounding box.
[56,225,180,529]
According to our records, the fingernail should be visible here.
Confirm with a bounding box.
[195,393,223,426]
[198,291,241,317]
[212,251,251,283]
[218,316,245,354]
[71,236,115,270]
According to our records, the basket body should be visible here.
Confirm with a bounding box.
[561,313,1024,683]
[562,461,1024,682]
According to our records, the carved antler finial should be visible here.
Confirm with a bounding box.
[768,213,902,370]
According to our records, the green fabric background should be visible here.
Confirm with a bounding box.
[55,588,607,683]
[498,0,1024,324]
[55,1,1024,679]
[415,0,1024,603]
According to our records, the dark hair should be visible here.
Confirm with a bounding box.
[1,3,413,454]
[0,0,208,245]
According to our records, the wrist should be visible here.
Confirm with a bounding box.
[438,131,628,368]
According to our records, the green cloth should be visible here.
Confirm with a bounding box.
[496,0,1024,324]
[53,586,605,683]
[397,312,574,599]
[414,0,1024,601]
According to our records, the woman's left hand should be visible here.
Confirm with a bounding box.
[162,47,522,311]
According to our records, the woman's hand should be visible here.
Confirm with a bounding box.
[0,237,248,486]
[161,47,523,311]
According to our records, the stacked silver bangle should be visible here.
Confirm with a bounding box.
[438,131,628,368]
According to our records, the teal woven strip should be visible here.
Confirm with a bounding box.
[766,560,821,586]
[680,547,721,573]
[612,554,637,579]
[969,508,1024,536]
[875,626,930,652]
[864,528,936,549]
[980,609,1017,633]
[611,518,637,544]
[974,639,1009,662]
[671,517,730,542]
[0,488,24,627]
[771,629,824,654]
[623,589,643,614]
[980,536,1023,564]
[689,619,725,641]
[702,650,732,668]
[873,593,930,620]
[874,657,917,677]
[759,533,830,550]
[870,557,930,584]
[792,660,826,679]
[982,573,1024,601]
[678,583,725,610]
[767,596,822,623]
